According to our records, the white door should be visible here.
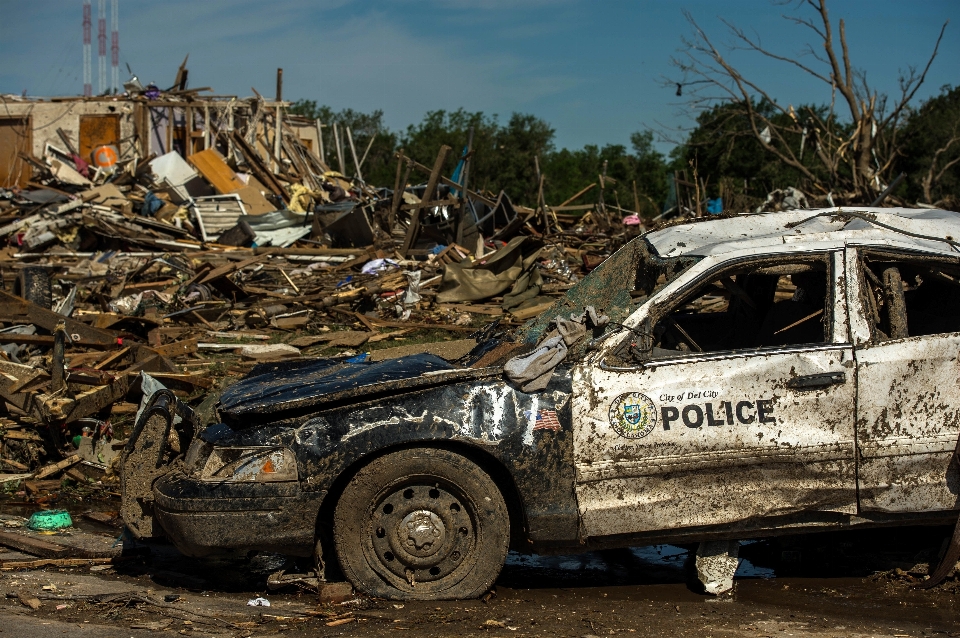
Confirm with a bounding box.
[847,247,960,513]
[573,251,858,538]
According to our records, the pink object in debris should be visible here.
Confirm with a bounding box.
[622,214,641,226]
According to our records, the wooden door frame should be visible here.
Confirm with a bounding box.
[0,115,33,188]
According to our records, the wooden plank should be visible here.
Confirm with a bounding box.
[555,182,596,208]
[2,430,43,442]
[551,204,596,211]
[6,369,47,394]
[437,304,503,316]
[186,148,245,194]
[509,301,556,321]
[92,346,131,370]
[152,338,198,358]
[35,454,81,479]
[234,184,275,215]
[0,531,72,559]
[145,372,214,390]
[60,377,130,424]
[2,557,117,570]
[25,479,61,493]
[0,291,118,346]
[402,145,451,256]
[395,153,495,208]
[200,252,271,284]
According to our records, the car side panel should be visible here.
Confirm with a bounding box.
[211,370,579,545]
[846,247,960,513]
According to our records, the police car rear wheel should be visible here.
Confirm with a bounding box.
[333,448,509,600]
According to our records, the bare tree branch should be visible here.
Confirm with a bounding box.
[881,20,949,130]
[665,0,949,202]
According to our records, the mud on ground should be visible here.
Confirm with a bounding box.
[0,524,957,637]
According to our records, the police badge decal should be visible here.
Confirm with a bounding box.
[609,392,657,438]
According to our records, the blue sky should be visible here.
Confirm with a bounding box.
[1,0,957,152]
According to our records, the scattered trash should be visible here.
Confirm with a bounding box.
[247,597,271,607]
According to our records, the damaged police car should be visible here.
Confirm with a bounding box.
[121,207,960,600]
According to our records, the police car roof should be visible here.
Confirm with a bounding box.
[645,207,960,259]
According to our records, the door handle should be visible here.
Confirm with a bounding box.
[786,372,846,389]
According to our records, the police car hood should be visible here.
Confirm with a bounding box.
[217,354,464,428]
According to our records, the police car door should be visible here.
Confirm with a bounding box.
[572,251,858,538]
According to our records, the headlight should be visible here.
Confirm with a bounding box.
[199,447,298,483]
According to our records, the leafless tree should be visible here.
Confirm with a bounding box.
[669,0,947,203]
[921,120,960,205]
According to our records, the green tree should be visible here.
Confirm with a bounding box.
[288,100,672,214]
[399,110,554,205]
[898,85,960,206]
[288,99,398,185]
[673,100,851,204]
[542,134,669,219]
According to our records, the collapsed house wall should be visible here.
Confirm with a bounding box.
[0,96,307,190]
[0,99,138,187]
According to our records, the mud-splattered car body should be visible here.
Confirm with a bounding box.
[122,207,960,596]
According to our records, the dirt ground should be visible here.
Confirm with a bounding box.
[0,514,957,638]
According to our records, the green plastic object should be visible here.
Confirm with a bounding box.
[27,509,73,531]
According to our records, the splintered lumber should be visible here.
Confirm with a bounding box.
[231,131,289,202]
[0,291,118,346]
[145,371,214,391]
[509,301,556,321]
[0,334,113,349]
[1,557,118,570]
[0,531,72,559]
[6,370,48,395]
[394,152,496,207]
[35,454,81,479]
[200,252,272,284]
[92,346,131,370]
[2,429,44,442]
[402,145,451,256]
[153,338,199,358]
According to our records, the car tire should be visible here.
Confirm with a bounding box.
[14,267,52,309]
[333,448,509,600]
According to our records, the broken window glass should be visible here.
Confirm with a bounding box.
[517,236,700,352]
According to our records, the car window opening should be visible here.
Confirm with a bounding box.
[641,259,831,359]
[860,254,960,340]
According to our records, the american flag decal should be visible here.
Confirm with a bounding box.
[531,409,561,431]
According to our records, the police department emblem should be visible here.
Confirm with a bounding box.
[609,392,657,438]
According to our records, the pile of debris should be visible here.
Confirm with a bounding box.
[0,71,645,487]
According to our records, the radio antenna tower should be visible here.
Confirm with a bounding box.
[82,0,92,96]
[97,0,107,94]
[110,0,119,93]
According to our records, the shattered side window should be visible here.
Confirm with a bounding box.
[637,256,832,359]
[516,236,700,348]
[859,251,960,340]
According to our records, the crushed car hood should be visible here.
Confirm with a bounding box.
[217,353,480,428]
